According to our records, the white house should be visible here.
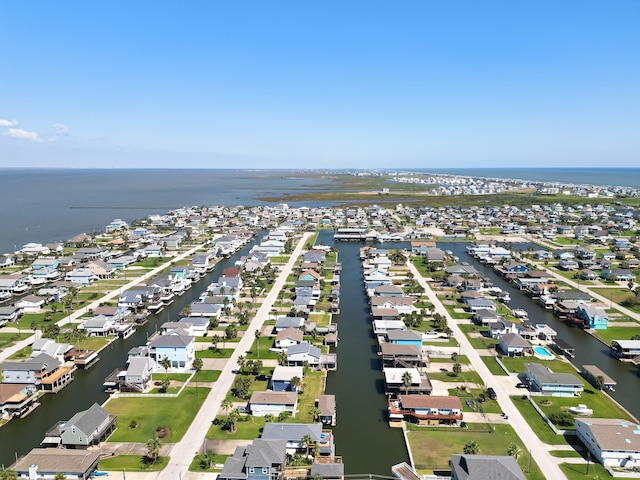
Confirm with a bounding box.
[248,391,298,417]
[575,418,640,469]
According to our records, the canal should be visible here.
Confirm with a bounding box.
[445,242,640,421]
[322,232,410,475]
[0,234,264,468]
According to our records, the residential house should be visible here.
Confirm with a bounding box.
[15,295,46,313]
[317,394,336,427]
[51,403,116,448]
[286,342,321,367]
[1,353,73,392]
[148,331,195,368]
[388,395,463,425]
[248,391,298,417]
[13,449,101,480]
[274,316,305,332]
[270,366,304,392]
[64,268,97,286]
[380,343,424,368]
[449,454,526,480]
[610,340,640,360]
[0,305,24,326]
[576,305,609,330]
[601,268,635,282]
[383,367,432,395]
[80,315,114,337]
[498,333,530,357]
[386,329,422,347]
[275,328,304,349]
[261,422,334,456]
[30,338,73,363]
[218,438,287,480]
[525,363,583,397]
[575,418,640,469]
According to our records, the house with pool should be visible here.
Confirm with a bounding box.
[525,363,584,397]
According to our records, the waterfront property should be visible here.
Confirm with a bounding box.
[388,395,463,425]
[1,353,73,393]
[525,363,583,397]
[383,368,432,395]
[248,391,298,417]
[581,365,617,391]
[41,403,116,448]
[261,422,335,456]
[575,418,640,469]
[610,340,640,361]
[449,454,526,480]
[13,448,101,480]
[218,438,287,480]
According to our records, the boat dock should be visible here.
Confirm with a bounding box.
[581,364,617,391]
[554,338,575,358]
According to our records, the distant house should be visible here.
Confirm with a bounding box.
[80,315,114,337]
[148,332,195,368]
[248,391,298,417]
[261,422,334,456]
[317,394,336,426]
[1,353,73,392]
[450,454,526,480]
[15,295,46,313]
[286,343,321,367]
[64,268,98,286]
[274,316,305,332]
[576,305,608,330]
[498,333,530,357]
[386,329,422,347]
[275,327,304,349]
[610,340,640,360]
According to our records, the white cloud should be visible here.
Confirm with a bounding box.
[52,123,69,135]
[0,119,19,127]
[3,128,42,142]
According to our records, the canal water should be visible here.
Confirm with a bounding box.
[0,234,264,468]
[445,242,640,421]
[322,231,410,475]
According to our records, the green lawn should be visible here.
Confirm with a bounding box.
[510,395,573,445]
[480,356,509,376]
[533,389,634,426]
[105,387,210,442]
[99,455,169,471]
[458,324,500,349]
[591,325,640,346]
[452,388,503,414]
[188,453,228,472]
[152,373,192,382]
[406,422,544,479]
[560,461,616,480]
[498,357,577,376]
[0,332,32,352]
[196,348,233,359]
[428,370,484,385]
[206,415,267,440]
[245,336,279,360]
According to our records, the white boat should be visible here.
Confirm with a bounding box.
[512,309,528,319]
[499,292,511,303]
[568,404,593,416]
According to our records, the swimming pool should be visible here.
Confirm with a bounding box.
[533,346,554,359]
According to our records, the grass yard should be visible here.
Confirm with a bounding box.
[192,370,221,383]
[206,415,267,440]
[406,422,544,479]
[0,332,32,352]
[99,455,169,472]
[428,370,484,385]
[188,453,228,472]
[245,336,279,360]
[196,348,233,359]
[451,388,503,414]
[591,325,640,346]
[152,373,192,382]
[498,357,577,376]
[510,395,573,445]
[480,356,509,376]
[458,323,500,349]
[533,389,634,425]
[559,461,614,480]
[105,387,210,442]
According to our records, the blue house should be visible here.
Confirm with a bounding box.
[270,366,304,392]
[576,305,609,330]
[386,329,422,347]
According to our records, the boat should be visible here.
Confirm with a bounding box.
[568,404,593,416]
[512,309,528,319]
[498,292,511,303]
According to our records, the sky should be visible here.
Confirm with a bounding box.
[1,1,639,169]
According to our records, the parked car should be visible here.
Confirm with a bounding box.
[516,382,528,389]
[487,387,497,400]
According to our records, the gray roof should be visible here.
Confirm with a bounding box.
[287,342,321,359]
[14,449,101,476]
[261,422,323,442]
[2,353,60,372]
[61,403,109,436]
[310,461,344,477]
[249,391,297,406]
[219,439,286,480]
[526,363,582,386]
[386,329,422,342]
[450,454,527,480]
[149,333,193,348]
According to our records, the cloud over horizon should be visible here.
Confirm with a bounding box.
[0,119,19,127]
[3,128,43,142]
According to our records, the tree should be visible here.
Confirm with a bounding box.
[160,356,171,378]
[211,334,220,352]
[181,304,192,317]
[233,376,251,399]
[237,355,246,374]
[309,406,321,422]
[197,450,216,470]
[145,436,162,464]
[0,469,18,480]
[193,357,203,395]
[278,350,288,366]
[290,375,301,392]
[54,473,67,480]
[594,375,605,391]
[160,377,171,393]
[254,329,262,357]
[402,371,413,395]
[451,352,459,362]
[226,408,240,433]
[507,443,522,460]
[301,433,314,459]
[221,398,233,414]
[225,323,238,340]
[452,363,462,377]
[463,440,479,455]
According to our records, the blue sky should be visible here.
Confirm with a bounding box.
[1,1,639,169]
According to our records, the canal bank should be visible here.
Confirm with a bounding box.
[0,233,265,468]
[444,242,640,422]
[322,233,410,475]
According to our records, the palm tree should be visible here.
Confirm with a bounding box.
[192,357,203,396]
[221,398,233,414]
[227,408,240,433]
[211,334,220,352]
[401,371,413,395]
[160,356,171,378]
[0,469,18,480]
[309,406,321,422]
[301,433,314,459]
[278,350,288,366]
[237,354,246,374]
[254,329,262,357]
[507,443,522,460]
[290,376,301,392]
[145,436,162,464]
[463,440,479,455]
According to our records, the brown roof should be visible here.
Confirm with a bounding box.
[0,383,30,404]
[399,395,462,410]
[577,418,640,451]
[14,448,101,474]
[249,391,298,405]
[380,343,421,356]
[318,394,335,416]
[276,327,304,343]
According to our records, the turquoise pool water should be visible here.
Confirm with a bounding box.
[534,346,554,358]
